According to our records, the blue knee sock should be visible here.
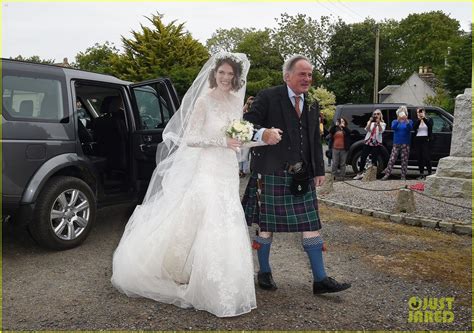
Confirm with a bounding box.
[255,236,272,273]
[303,236,327,282]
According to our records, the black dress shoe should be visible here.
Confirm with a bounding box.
[257,272,278,290]
[313,277,351,294]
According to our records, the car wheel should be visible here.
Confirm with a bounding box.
[351,150,386,175]
[29,176,96,250]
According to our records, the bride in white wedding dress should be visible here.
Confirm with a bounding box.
[111,53,256,317]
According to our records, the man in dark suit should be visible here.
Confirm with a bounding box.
[242,55,351,294]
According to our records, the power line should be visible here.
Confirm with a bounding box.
[336,1,366,21]
[329,1,364,22]
[313,0,341,20]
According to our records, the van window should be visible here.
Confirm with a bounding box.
[380,108,399,130]
[427,111,452,133]
[2,75,66,122]
[343,109,373,132]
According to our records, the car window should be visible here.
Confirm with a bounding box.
[2,75,67,122]
[427,111,452,133]
[76,100,93,129]
[380,108,399,130]
[132,84,173,130]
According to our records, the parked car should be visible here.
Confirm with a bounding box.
[333,103,453,174]
[2,58,180,250]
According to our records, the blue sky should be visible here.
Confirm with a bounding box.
[3,1,472,62]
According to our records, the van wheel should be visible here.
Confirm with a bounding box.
[29,176,96,250]
[351,150,386,175]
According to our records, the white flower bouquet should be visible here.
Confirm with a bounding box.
[225,119,254,143]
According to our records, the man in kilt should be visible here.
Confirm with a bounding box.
[242,55,351,294]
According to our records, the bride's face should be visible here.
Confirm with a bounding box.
[214,63,234,92]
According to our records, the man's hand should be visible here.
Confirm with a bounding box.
[314,175,325,187]
[262,128,283,145]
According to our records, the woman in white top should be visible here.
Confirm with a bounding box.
[413,107,434,179]
[353,109,386,180]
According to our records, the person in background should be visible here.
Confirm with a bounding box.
[381,105,413,181]
[413,107,433,179]
[239,96,254,177]
[353,109,386,180]
[329,117,350,180]
[320,115,332,167]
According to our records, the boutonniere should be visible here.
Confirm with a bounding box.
[306,87,319,111]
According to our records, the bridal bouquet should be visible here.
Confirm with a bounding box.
[225,119,254,143]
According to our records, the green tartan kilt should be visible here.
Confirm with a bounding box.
[242,171,322,232]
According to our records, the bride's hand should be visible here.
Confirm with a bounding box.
[226,138,242,152]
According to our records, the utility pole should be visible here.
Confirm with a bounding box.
[373,26,380,103]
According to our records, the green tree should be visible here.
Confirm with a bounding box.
[424,85,454,113]
[74,41,120,75]
[234,29,284,96]
[272,13,337,77]
[443,31,472,98]
[206,27,255,53]
[394,11,463,79]
[117,13,209,97]
[378,19,405,87]
[308,86,336,121]
[12,55,55,64]
[324,19,378,104]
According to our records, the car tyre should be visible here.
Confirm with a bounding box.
[351,149,386,175]
[29,176,96,250]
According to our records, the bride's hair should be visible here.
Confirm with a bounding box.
[208,55,244,91]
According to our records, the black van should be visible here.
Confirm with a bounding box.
[2,58,180,250]
[333,103,453,174]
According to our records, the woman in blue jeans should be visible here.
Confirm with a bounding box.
[381,106,413,181]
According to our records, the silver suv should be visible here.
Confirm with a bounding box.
[2,59,180,250]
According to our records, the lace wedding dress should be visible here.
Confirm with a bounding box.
[111,90,257,317]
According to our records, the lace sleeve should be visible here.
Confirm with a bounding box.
[186,97,227,148]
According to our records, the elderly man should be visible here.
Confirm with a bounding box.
[242,55,351,294]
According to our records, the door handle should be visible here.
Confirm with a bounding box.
[139,144,151,152]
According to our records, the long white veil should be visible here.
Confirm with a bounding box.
[125,52,250,231]
[112,53,257,315]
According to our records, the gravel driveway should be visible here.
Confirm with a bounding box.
[2,180,471,331]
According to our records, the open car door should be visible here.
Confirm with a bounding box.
[129,78,180,194]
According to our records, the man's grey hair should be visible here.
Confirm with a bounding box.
[282,55,313,80]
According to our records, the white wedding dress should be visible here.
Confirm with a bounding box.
[111,91,257,317]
